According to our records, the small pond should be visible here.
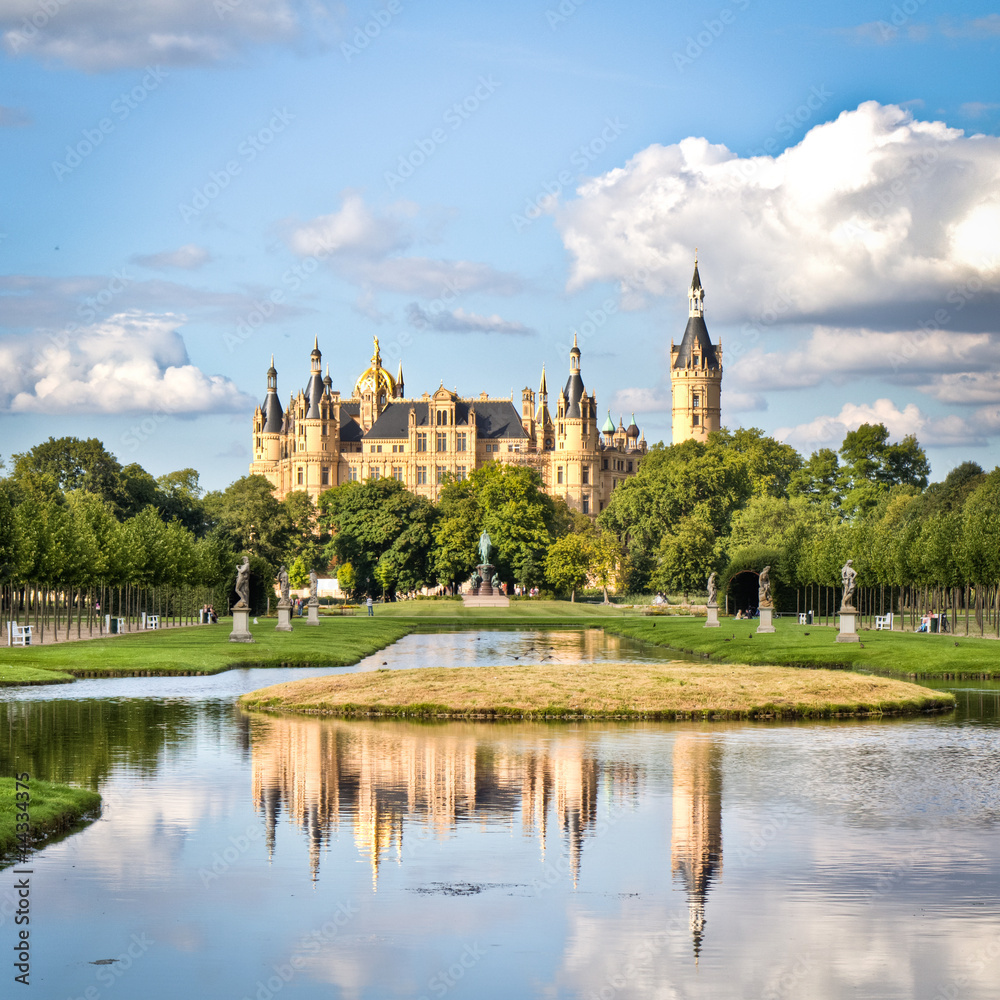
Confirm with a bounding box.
[2,628,998,1000]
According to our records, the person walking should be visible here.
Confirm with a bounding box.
[367,596,374,617]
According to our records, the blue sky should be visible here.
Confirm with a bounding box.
[2,0,999,489]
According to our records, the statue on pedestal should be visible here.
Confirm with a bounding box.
[758,566,772,608]
[235,556,251,608]
[478,531,492,566]
[707,572,718,605]
[278,565,290,603]
[309,569,319,605]
[841,559,858,610]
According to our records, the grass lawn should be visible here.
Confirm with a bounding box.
[372,599,635,623]
[0,778,102,864]
[604,617,1000,679]
[239,660,953,720]
[0,618,413,687]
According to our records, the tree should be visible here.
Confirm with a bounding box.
[203,475,292,568]
[651,515,718,601]
[545,533,593,601]
[11,437,124,509]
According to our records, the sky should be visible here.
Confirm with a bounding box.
[2,0,999,491]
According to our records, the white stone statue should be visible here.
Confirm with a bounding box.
[841,559,858,610]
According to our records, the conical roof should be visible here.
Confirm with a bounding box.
[627,413,640,438]
[602,410,616,434]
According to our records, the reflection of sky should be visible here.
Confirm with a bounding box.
[4,658,1000,1000]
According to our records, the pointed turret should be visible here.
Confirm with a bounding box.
[262,355,282,433]
[323,363,332,394]
[564,336,585,418]
[396,360,405,398]
[627,413,640,440]
[602,410,616,435]
[306,338,324,418]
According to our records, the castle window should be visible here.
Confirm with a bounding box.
[436,432,447,452]
[545,438,552,449]
[371,469,380,480]
[599,501,604,511]
[349,467,358,482]
[376,445,382,453]
[436,466,446,484]
[582,465,589,485]
[321,467,329,486]
[297,467,304,485]
[392,466,403,482]
[582,497,590,515]
[456,432,467,452]
[602,459,608,470]
[557,466,564,484]
[416,433,427,452]
[456,466,467,481]
[692,393,700,408]
[416,466,427,485]
[693,414,700,426]
[627,461,633,473]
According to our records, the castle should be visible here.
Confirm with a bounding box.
[251,261,721,512]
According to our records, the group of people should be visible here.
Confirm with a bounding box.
[200,604,218,624]
[514,585,539,597]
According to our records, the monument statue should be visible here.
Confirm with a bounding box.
[707,572,717,605]
[841,559,858,610]
[478,531,492,566]
[309,569,319,604]
[278,564,290,603]
[758,565,772,608]
[235,556,251,608]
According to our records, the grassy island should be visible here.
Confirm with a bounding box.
[0,778,102,863]
[239,660,954,720]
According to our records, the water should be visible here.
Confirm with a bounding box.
[2,630,998,1000]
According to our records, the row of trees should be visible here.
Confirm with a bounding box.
[2,424,998,622]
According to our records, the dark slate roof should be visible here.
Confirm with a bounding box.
[360,400,528,440]
[305,372,325,418]
[690,260,703,292]
[339,404,362,442]
[262,391,283,433]
[672,314,720,370]
[563,372,585,418]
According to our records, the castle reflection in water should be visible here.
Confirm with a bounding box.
[250,717,722,956]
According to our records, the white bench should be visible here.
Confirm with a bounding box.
[105,615,126,633]
[143,614,160,629]
[875,613,893,631]
[7,621,33,646]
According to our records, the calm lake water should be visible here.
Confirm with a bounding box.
[2,629,999,1000]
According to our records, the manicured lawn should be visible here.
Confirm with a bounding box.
[0,778,102,863]
[0,619,413,687]
[240,660,953,720]
[604,617,1000,679]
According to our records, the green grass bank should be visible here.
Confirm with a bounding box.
[0,778,102,864]
[0,619,412,686]
[604,616,1000,679]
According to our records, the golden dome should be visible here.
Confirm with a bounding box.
[353,336,397,398]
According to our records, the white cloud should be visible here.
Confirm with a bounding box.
[0,103,29,126]
[609,385,672,414]
[735,328,1000,392]
[0,0,332,71]
[285,194,522,298]
[774,399,980,452]
[555,102,1000,330]
[406,304,533,335]
[0,311,252,414]
[131,244,212,270]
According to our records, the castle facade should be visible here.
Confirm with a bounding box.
[250,261,720,509]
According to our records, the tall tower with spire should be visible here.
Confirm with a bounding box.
[670,254,722,444]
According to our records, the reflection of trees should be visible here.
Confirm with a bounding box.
[249,717,638,885]
[0,699,204,788]
[671,734,723,962]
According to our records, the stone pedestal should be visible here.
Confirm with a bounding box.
[837,609,860,643]
[276,599,293,632]
[756,606,775,634]
[704,602,720,628]
[229,605,254,643]
[307,600,319,626]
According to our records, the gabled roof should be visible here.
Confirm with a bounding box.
[672,314,720,369]
[360,400,528,440]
